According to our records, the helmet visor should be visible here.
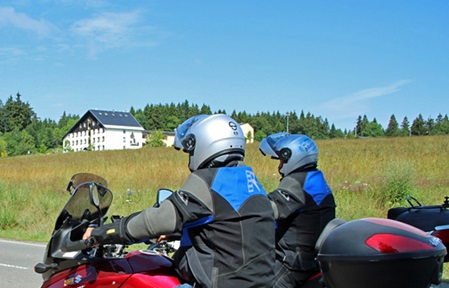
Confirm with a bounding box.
[259,132,289,158]
[174,114,208,150]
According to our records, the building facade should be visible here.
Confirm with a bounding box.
[63,110,144,152]
[240,123,254,143]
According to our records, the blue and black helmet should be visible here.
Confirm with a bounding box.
[260,132,318,176]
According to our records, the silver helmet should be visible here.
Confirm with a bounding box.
[174,114,246,171]
[259,132,318,176]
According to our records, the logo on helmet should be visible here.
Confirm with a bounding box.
[229,121,240,135]
[298,138,318,153]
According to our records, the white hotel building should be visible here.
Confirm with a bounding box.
[63,109,144,152]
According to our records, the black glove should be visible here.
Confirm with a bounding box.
[91,216,135,245]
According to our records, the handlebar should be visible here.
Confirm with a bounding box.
[60,219,96,253]
[61,237,95,252]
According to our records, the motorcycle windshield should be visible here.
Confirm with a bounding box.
[66,173,108,194]
[54,173,113,231]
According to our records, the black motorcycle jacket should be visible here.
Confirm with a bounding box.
[126,161,276,288]
[268,169,336,271]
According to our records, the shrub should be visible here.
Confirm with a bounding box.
[379,162,414,206]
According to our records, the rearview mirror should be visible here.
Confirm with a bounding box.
[89,183,101,210]
[155,188,173,207]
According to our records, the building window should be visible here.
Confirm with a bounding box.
[123,137,126,143]
[123,130,126,134]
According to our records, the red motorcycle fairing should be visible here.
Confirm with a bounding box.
[41,258,131,288]
[41,250,181,288]
[125,249,181,281]
[120,274,182,288]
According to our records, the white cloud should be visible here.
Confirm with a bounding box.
[0,6,55,37]
[0,47,24,57]
[70,10,157,58]
[320,80,411,121]
[0,47,25,65]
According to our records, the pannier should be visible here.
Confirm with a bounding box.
[316,218,446,288]
[388,196,449,261]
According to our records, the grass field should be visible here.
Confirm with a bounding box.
[1,135,449,240]
[1,135,449,279]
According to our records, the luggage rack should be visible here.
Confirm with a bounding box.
[406,195,449,210]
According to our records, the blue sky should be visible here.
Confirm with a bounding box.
[1,1,448,131]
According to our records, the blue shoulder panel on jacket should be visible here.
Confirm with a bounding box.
[180,215,214,246]
[211,166,266,211]
[303,170,332,205]
[180,227,192,247]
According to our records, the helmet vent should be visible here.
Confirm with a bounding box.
[182,134,196,152]
[279,148,292,163]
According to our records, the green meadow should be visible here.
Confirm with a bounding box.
[2,135,449,280]
[1,135,449,241]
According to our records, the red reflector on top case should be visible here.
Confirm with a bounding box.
[366,234,434,253]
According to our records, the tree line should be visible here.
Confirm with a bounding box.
[0,93,78,156]
[130,101,449,140]
[1,93,448,156]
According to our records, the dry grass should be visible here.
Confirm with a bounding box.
[2,135,449,280]
[1,135,449,241]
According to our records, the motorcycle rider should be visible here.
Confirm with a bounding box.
[259,132,336,288]
[84,114,276,288]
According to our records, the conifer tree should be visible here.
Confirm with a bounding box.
[411,114,427,135]
[401,116,410,136]
[2,93,35,133]
[385,114,400,137]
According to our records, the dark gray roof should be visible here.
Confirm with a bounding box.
[63,109,143,138]
[89,109,142,127]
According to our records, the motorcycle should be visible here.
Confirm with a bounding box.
[35,173,447,288]
[34,173,182,288]
[388,195,449,262]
